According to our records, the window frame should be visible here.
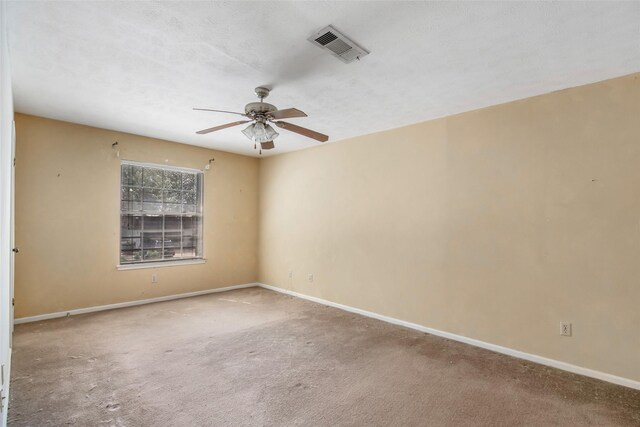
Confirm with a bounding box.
[117,160,205,270]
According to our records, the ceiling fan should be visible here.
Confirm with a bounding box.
[194,87,329,154]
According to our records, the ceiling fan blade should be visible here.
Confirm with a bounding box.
[260,141,275,150]
[273,121,329,142]
[196,120,251,134]
[268,108,307,120]
[193,108,247,117]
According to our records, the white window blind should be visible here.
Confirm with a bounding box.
[120,161,203,265]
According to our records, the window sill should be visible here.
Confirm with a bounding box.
[117,259,206,270]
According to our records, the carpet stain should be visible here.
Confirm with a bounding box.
[8,287,640,426]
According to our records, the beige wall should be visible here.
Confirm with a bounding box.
[15,114,258,318]
[15,74,640,383]
[258,73,640,382]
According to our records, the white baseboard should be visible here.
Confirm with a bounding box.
[256,283,640,391]
[13,281,640,391]
[14,283,258,324]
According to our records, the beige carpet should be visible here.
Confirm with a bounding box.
[9,287,640,426]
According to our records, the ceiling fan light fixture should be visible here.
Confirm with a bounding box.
[242,122,279,143]
[194,87,328,150]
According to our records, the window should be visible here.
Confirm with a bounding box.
[120,161,203,265]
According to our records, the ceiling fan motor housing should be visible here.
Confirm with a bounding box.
[245,102,277,116]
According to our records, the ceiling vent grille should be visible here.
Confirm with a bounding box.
[308,26,369,64]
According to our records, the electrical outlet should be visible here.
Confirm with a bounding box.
[288,270,293,279]
[560,322,572,337]
[151,273,158,284]
[308,274,314,283]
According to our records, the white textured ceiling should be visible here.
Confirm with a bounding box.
[6,1,640,157]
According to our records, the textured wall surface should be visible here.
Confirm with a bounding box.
[14,114,259,318]
[258,73,640,382]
